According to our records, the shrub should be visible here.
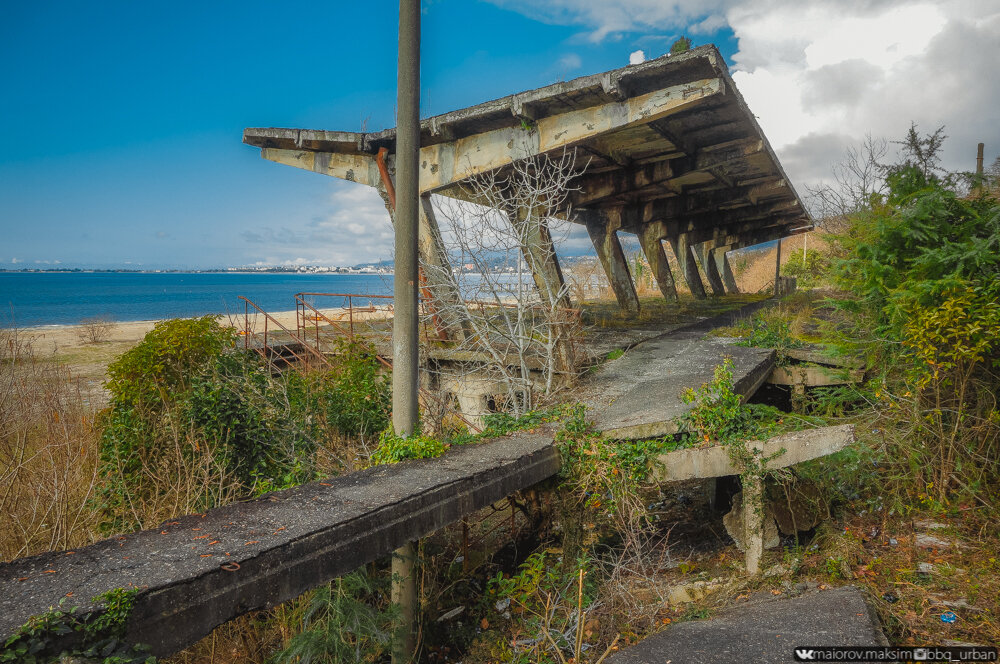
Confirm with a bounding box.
[77,315,116,344]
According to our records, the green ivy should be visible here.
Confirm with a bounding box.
[1,588,153,664]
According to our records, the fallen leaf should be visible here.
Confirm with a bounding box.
[245,541,260,545]
[481,618,489,629]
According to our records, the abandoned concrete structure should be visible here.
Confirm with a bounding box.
[244,45,810,316]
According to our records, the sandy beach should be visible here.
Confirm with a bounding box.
[15,307,377,406]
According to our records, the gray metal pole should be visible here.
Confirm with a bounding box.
[392,0,420,660]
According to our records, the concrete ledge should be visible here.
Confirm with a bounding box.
[652,424,855,482]
[0,432,559,656]
[768,365,864,387]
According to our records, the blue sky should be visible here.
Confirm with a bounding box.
[2,1,996,269]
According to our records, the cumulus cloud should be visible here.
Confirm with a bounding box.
[491,0,1000,193]
[242,180,394,266]
[629,49,646,64]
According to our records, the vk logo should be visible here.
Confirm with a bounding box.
[795,649,816,660]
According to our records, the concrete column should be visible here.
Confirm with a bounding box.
[715,247,740,294]
[419,196,471,339]
[508,210,572,311]
[743,472,764,575]
[638,224,678,303]
[587,221,640,314]
[377,189,471,341]
[696,241,726,296]
[668,233,707,299]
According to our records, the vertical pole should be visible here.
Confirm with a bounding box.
[976,142,985,175]
[773,238,782,298]
[392,0,420,661]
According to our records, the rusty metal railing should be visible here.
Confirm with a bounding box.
[239,296,333,370]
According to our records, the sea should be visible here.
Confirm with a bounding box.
[0,272,398,327]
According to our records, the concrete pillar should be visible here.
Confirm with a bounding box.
[508,209,572,311]
[419,196,471,339]
[696,241,726,296]
[638,224,678,303]
[668,233,707,299]
[715,247,740,294]
[376,187,471,341]
[587,221,640,314]
[743,462,764,575]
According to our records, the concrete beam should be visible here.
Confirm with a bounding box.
[415,77,724,193]
[638,224,678,303]
[652,424,856,482]
[261,148,381,187]
[587,220,640,313]
[0,433,561,657]
[668,232,706,299]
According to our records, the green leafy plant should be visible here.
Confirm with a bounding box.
[270,569,398,664]
[1,588,153,664]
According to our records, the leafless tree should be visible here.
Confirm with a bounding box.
[423,146,587,421]
[806,134,889,226]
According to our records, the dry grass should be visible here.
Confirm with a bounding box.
[0,328,101,561]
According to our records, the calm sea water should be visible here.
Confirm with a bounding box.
[0,272,396,327]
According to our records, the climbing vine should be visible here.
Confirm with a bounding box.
[1,588,153,664]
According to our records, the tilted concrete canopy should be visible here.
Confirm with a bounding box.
[244,45,811,312]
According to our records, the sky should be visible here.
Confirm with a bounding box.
[1,0,997,270]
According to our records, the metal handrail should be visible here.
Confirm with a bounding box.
[239,296,333,370]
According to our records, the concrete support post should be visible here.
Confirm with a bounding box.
[696,241,726,296]
[392,0,420,660]
[638,224,678,303]
[716,247,740,294]
[508,210,571,310]
[586,220,640,314]
[668,233,707,299]
[743,462,764,575]
[376,189,470,341]
[773,238,782,298]
[419,195,471,339]
[391,541,417,663]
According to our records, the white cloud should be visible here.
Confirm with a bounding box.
[490,0,1000,193]
[242,180,394,266]
[557,53,583,71]
[629,49,646,64]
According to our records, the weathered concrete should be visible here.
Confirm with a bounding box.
[608,586,888,664]
[697,241,727,296]
[0,433,559,655]
[651,425,856,482]
[638,224,679,302]
[587,220,640,313]
[767,366,864,387]
[668,233,708,299]
[715,246,740,294]
[586,337,774,440]
[783,348,863,369]
[245,45,812,312]
[508,209,572,311]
